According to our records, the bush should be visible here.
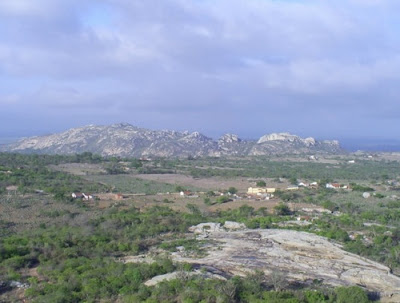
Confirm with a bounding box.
[274,203,291,216]
[335,286,369,303]
[216,196,231,204]
[256,180,266,187]
[228,187,238,194]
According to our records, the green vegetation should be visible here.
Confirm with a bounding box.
[216,195,231,204]
[0,204,374,302]
[174,156,400,181]
[256,180,267,187]
[0,153,110,197]
[274,203,292,216]
[1,152,399,302]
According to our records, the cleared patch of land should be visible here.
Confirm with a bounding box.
[49,163,106,175]
[84,174,201,194]
[133,174,287,192]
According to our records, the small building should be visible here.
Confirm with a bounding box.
[326,183,341,189]
[247,187,276,194]
[248,187,265,194]
[82,193,94,201]
[180,191,193,197]
[72,192,83,199]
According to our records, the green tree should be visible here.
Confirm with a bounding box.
[130,158,143,169]
[273,203,291,216]
[289,177,298,185]
[216,196,230,204]
[228,187,238,194]
[175,185,185,192]
[256,180,266,187]
[204,198,211,205]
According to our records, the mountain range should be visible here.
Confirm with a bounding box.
[0,123,344,157]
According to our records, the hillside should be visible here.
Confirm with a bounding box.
[0,123,344,157]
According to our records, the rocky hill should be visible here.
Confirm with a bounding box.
[0,123,344,157]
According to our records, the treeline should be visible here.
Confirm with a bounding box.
[176,157,399,181]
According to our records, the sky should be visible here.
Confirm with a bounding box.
[1,0,400,147]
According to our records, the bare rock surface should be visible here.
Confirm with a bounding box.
[171,228,400,295]
[188,223,224,234]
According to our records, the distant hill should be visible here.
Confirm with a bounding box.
[0,123,344,157]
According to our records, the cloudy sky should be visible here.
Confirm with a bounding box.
[1,0,400,146]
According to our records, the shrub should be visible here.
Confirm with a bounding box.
[256,180,266,187]
[335,286,369,303]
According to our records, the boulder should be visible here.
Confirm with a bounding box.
[189,223,224,234]
[224,221,246,230]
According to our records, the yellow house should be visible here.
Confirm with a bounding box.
[248,187,276,194]
[247,187,265,194]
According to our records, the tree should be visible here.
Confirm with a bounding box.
[206,191,215,197]
[289,177,298,185]
[228,187,238,194]
[273,203,291,216]
[269,271,287,291]
[175,185,185,192]
[256,180,266,187]
[216,196,230,204]
[130,158,143,169]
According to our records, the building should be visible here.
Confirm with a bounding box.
[82,193,94,200]
[326,183,341,189]
[247,187,276,194]
[72,192,83,199]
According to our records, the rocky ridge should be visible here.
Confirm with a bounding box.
[0,123,344,157]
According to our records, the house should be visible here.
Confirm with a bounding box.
[248,187,265,194]
[326,183,341,189]
[310,182,318,188]
[180,191,193,197]
[247,187,276,194]
[72,192,83,199]
[297,216,312,222]
[298,182,309,187]
[82,193,94,201]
